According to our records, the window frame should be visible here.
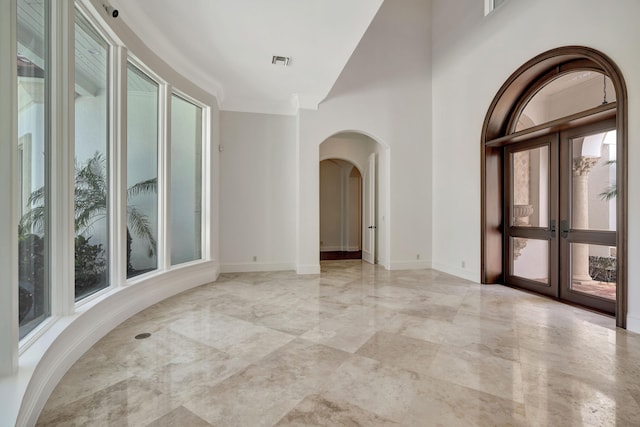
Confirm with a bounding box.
[72,3,117,305]
[167,90,210,268]
[3,0,214,363]
[124,58,165,282]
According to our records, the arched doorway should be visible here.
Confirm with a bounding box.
[319,132,383,266]
[481,46,628,327]
[319,160,362,260]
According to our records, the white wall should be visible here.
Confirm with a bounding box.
[297,0,432,272]
[219,111,296,272]
[431,0,640,330]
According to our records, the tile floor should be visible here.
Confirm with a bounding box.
[37,261,640,426]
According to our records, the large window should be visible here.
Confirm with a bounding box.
[126,64,159,278]
[17,0,50,339]
[170,95,203,265]
[8,2,210,355]
[74,11,110,300]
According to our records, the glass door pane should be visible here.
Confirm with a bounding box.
[511,237,549,284]
[510,145,549,228]
[570,243,616,301]
[504,136,558,297]
[561,125,617,313]
[570,131,616,232]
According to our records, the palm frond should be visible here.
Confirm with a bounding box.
[23,151,158,262]
[74,152,108,233]
[599,183,617,201]
[26,186,45,206]
[127,206,157,257]
[20,205,46,233]
[127,178,157,199]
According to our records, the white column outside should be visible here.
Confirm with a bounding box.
[572,156,598,282]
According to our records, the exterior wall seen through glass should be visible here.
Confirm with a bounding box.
[17,0,50,339]
[170,95,203,265]
[74,10,110,300]
[126,64,159,278]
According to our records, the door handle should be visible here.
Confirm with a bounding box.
[560,220,569,238]
[368,226,376,229]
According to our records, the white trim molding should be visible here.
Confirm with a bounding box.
[296,264,321,275]
[388,260,433,271]
[431,260,480,283]
[0,0,19,377]
[220,262,296,274]
[627,314,640,335]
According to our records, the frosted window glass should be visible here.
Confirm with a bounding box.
[170,95,203,265]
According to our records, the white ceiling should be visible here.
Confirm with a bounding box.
[109,0,384,115]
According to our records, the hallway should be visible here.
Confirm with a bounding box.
[38,262,640,426]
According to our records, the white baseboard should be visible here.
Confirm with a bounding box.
[626,313,640,334]
[388,260,432,271]
[319,246,360,252]
[431,260,480,283]
[220,262,295,273]
[13,261,219,427]
[297,264,321,275]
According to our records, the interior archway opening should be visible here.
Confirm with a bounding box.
[319,159,362,260]
[319,131,384,266]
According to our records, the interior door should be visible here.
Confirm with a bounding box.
[504,135,559,297]
[362,153,376,264]
[559,120,617,314]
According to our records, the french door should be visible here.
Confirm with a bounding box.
[504,119,617,314]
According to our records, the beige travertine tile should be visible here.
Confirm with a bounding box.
[38,261,640,427]
[427,345,524,403]
[275,394,400,426]
[404,376,527,427]
[183,339,349,427]
[321,354,424,422]
[356,331,440,375]
[520,362,640,426]
[38,377,169,427]
[146,406,213,427]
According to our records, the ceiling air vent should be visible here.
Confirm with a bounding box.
[272,56,291,66]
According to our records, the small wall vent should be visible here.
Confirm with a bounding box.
[272,56,291,66]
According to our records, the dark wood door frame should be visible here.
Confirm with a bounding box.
[480,46,628,328]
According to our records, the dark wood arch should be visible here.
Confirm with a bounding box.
[480,46,628,328]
